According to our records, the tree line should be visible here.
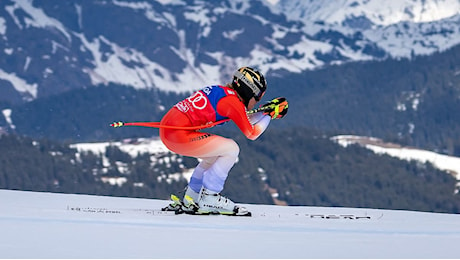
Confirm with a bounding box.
[1,130,459,214]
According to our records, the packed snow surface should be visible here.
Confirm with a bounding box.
[1,189,459,258]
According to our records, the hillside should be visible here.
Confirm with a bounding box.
[1,189,459,258]
[276,44,460,152]
[2,43,460,153]
[1,0,460,153]
[1,131,459,214]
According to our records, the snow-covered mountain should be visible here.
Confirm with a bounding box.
[1,0,460,103]
[277,0,460,57]
[1,189,459,258]
[277,0,460,26]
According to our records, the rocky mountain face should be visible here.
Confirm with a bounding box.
[1,0,460,104]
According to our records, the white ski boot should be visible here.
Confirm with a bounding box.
[197,188,250,216]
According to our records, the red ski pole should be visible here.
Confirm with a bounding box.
[110,119,230,130]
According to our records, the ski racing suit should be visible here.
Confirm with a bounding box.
[159,85,270,193]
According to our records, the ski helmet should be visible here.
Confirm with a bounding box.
[232,67,267,107]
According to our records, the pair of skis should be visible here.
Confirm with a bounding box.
[161,194,252,217]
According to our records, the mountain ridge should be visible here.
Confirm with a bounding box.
[276,0,460,26]
[1,0,460,103]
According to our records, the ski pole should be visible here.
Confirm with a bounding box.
[246,106,270,114]
[110,105,273,130]
[110,120,230,130]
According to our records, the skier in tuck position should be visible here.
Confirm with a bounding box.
[160,67,287,215]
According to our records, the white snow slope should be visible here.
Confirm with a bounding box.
[1,189,459,259]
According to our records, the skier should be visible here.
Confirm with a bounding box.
[160,67,287,215]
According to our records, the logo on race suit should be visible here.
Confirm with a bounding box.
[175,101,189,113]
[202,86,213,95]
[175,90,209,113]
[187,91,207,110]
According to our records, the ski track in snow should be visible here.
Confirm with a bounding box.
[1,190,459,258]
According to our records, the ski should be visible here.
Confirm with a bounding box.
[161,194,252,217]
[66,205,177,216]
[67,192,382,220]
[67,205,381,219]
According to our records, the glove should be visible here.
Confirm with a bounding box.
[259,97,289,119]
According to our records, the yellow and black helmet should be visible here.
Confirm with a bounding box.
[232,67,267,107]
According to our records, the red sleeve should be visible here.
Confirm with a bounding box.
[216,95,264,140]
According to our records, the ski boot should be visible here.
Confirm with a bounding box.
[197,188,251,216]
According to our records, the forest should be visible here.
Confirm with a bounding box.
[1,130,459,214]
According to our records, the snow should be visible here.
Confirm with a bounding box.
[278,0,460,59]
[0,189,459,258]
[278,0,460,26]
[6,0,70,41]
[364,14,460,58]
[70,137,170,158]
[0,17,6,35]
[70,137,194,185]
[265,0,279,5]
[1,109,15,129]
[0,68,38,100]
[2,0,460,97]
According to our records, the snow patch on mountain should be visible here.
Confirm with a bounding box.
[6,0,70,41]
[365,13,460,57]
[70,137,170,158]
[1,109,15,129]
[278,0,460,58]
[0,68,37,100]
[0,17,6,34]
[277,0,460,26]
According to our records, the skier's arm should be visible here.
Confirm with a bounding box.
[217,95,270,140]
[247,112,271,140]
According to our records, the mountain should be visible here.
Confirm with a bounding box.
[1,0,460,151]
[1,189,459,258]
[277,0,460,25]
[277,0,460,56]
[1,0,460,104]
